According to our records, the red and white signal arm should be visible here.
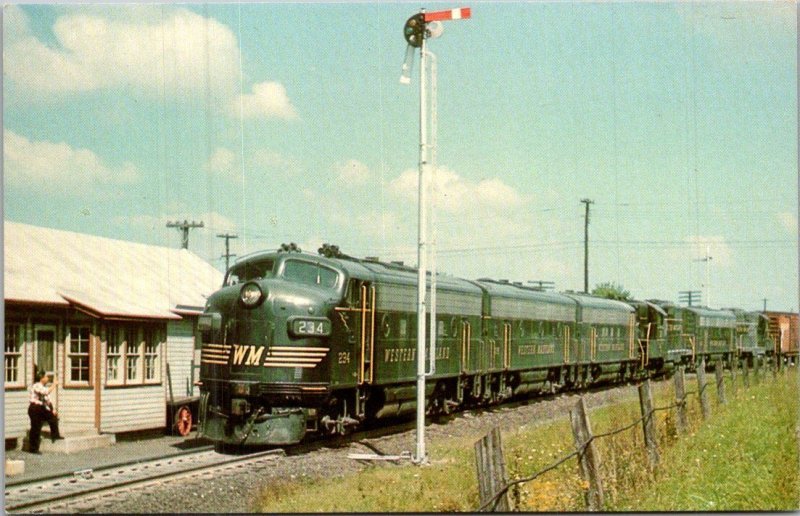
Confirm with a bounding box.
[424,7,471,22]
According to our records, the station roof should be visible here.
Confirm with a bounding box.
[4,221,223,320]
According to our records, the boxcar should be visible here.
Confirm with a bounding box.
[765,311,799,364]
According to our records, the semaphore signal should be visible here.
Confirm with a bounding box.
[399,6,471,466]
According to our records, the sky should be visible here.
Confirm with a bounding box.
[3,2,798,312]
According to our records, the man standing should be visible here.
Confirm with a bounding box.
[28,370,63,454]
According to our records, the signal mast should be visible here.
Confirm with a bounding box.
[400,6,471,465]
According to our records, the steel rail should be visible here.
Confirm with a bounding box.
[4,443,214,488]
[4,447,283,513]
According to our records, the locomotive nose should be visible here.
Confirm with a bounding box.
[200,279,334,375]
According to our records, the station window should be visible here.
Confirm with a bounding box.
[68,326,91,384]
[106,325,162,386]
[106,327,125,385]
[5,324,24,387]
[126,335,143,383]
[144,329,160,382]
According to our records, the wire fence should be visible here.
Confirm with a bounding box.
[474,355,782,512]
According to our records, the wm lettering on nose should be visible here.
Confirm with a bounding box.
[232,345,264,366]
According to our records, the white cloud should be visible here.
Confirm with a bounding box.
[335,159,371,184]
[203,146,300,182]
[389,166,524,214]
[4,6,297,118]
[3,5,31,43]
[3,129,139,192]
[777,211,798,235]
[5,8,239,98]
[232,81,298,120]
[251,149,297,171]
[204,147,239,181]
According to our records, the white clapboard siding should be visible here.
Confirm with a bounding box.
[165,320,197,399]
[4,390,31,440]
[58,389,96,428]
[100,385,165,433]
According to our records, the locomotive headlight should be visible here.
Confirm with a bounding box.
[239,282,265,308]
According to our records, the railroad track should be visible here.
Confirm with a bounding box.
[5,376,672,513]
[4,447,285,513]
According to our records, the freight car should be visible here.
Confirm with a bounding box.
[765,311,799,364]
[196,244,685,446]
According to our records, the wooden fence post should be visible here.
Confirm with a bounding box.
[674,366,688,434]
[743,358,750,388]
[754,355,761,384]
[475,427,511,512]
[772,356,778,380]
[638,380,660,468]
[730,357,738,396]
[570,397,604,511]
[714,360,726,405]
[697,359,711,420]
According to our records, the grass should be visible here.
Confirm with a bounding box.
[610,369,800,511]
[253,370,799,512]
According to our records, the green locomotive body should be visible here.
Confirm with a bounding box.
[196,246,697,446]
[674,306,737,367]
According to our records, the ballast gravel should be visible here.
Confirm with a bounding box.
[71,382,646,513]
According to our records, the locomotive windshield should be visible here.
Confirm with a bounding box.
[224,258,275,286]
[282,259,340,289]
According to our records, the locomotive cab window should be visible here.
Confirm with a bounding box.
[225,259,275,286]
[282,260,340,289]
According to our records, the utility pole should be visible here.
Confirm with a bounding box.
[580,198,594,293]
[217,233,238,271]
[166,220,204,250]
[678,290,701,307]
[527,280,555,291]
[762,298,767,312]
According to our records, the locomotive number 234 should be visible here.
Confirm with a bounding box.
[289,317,332,338]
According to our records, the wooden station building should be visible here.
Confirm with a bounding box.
[4,221,223,449]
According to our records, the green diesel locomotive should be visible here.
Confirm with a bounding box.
[197,244,771,446]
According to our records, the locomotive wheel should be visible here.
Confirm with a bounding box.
[174,405,193,436]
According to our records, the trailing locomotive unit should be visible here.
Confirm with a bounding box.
[730,309,773,363]
[649,301,739,368]
[197,244,678,446]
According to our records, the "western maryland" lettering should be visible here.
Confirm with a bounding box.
[383,347,451,363]
[517,344,555,355]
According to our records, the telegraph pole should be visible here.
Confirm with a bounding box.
[762,298,767,312]
[217,233,238,271]
[580,198,594,293]
[166,220,204,249]
[678,290,701,307]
